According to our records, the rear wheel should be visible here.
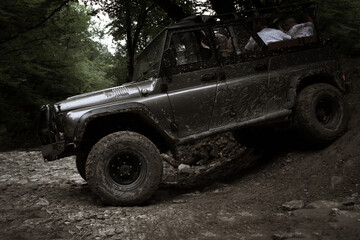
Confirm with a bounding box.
[293,83,348,145]
[86,131,163,206]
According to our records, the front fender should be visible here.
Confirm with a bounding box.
[72,102,176,145]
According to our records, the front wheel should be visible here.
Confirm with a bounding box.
[86,131,163,206]
[292,83,349,145]
[75,153,87,181]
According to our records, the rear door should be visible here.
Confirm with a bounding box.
[210,23,271,129]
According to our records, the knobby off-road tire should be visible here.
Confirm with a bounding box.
[86,131,163,206]
[76,145,93,181]
[293,83,349,145]
[76,153,87,181]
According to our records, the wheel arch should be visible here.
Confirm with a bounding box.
[286,71,344,109]
[295,72,343,94]
[74,104,176,153]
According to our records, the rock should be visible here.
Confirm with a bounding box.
[338,210,360,219]
[172,199,186,204]
[282,200,304,211]
[0,174,12,179]
[329,208,340,216]
[306,200,342,209]
[178,164,191,172]
[209,145,220,158]
[105,227,116,236]
[192,145,210,163]
[286,238,316,240]
[272,232,313,240]
[28,209,50,219]
[292,208,332,220]
[36,197,49,206]
[69,211,85,221]
[161,153,178,167]
[201,232,217,237]
[342,194,360,206]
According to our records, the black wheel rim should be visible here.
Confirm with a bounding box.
[315,96,340,129]
[108,152,143,185]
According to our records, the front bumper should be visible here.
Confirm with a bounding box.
[39,105,73,161]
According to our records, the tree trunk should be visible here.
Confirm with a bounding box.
[124,1,134,82]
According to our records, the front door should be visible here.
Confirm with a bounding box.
[164,28,219,138]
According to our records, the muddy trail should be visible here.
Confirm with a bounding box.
[1,60,360,240]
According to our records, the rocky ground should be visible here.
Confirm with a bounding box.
[1,60,360,240]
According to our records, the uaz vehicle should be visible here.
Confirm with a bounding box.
[39,2,348,205]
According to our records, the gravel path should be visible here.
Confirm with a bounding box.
[1,146,360,240]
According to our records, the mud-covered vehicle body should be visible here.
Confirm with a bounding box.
[39,2,348,205]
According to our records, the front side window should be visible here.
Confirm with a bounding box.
[133,31,166,81]
[169,30,212,66]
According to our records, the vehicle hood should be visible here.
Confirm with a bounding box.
[55,80,156,112]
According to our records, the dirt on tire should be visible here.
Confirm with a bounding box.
[293,83,349,144]
[86,131,163,206]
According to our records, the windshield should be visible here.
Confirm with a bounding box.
[133,31,166,81]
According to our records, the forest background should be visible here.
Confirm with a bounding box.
[0,0,359,151]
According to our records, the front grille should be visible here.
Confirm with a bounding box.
[39,105,56,145]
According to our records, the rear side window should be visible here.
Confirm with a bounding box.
[213,27,235,57]
[213,24,254,57]
[230,24,254,54]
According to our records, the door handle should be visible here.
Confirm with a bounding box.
[201,73,217,81]
[254,63,268,71]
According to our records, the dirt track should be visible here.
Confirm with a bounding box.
[1,63,360,239]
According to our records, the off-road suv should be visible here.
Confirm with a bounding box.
[39,2,348,206]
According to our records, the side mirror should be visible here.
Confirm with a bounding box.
[163,48,176,68]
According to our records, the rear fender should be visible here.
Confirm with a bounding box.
[287,71,344,109]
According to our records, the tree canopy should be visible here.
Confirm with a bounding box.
[0,0,115,150]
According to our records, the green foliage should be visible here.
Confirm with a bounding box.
[108,0,174,82]
[0,0,116,150]
[315,0,360,56]
[91,0,196,83]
